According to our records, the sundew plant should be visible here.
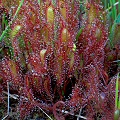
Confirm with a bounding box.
[0,0,120,120]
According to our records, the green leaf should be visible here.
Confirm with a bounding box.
[0,0,24,42]
[115,73,120,109]
[118,97,120,109]
[11,25,21,39]
[115,73,119,108]
[115,13,120,24]
[109,14,120,48]
[119,0,120,13]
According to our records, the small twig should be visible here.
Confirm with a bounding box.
[2,91,53,120]
[2,91,18,100]
[77,107,82,120]
[113,60,120,63]
[1,82,10,120]
[37,106,53,120]
[3,91,28,101]
[1,115,9,120]
[2,90,87,119]
[57,109,87,120]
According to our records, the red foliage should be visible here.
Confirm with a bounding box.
[0,0,119,120]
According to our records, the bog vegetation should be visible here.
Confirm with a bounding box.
[0,0,120,120]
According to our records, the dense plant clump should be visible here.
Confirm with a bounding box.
[0,0,120,120]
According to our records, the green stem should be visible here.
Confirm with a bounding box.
[0,0,24,42]
[105,1,119,13]
[119,0,120,13]
[115,73,120,108]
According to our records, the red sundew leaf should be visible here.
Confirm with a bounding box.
[100,93,115,120]
[19,100,35,119]
[107,75,116,93]
[43,77,53,99]
[28,53,46,74]
[46,4,54,25]
[31,74,43,92]
[22,85,35,102]
[40,49,47,65]
[24,19,35,33]
[60,28,70,43]
[55,27,74,61]
[8,60,18,77]
[101,70,109,85]
[69,52,74,70]
[83,47,100,66]
[53,41,75,86]
[41,25,50,44]
[0,58,22,87]
[53,101,65,120]
[56,73,64,86]
[8,60,22,81]
[23,3,40,27]
[25,75,30,88]
[11,38,21,57]
[82,65,100,101]
[67,87,82,109]
[78,3,108,56]
[68,1,79,21]
[86,1,104,24]
[15,0,42,52]
[58,0,67,20]
[54,0,79,43]
[27,89,35,102]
